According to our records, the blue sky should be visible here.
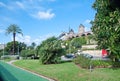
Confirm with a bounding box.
[0,0,96,45]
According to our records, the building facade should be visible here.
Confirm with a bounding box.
[0,44,5,50]
[59,24,93,40]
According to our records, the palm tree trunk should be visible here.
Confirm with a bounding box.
[13,33,16,55]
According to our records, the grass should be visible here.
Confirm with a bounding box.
[14,60,120,81]
[3,58,13,62]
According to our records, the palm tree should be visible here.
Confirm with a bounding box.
[6,24,23,55]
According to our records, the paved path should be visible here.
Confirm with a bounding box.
[0,61,48,81]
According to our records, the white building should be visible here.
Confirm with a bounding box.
[0,44,5,50]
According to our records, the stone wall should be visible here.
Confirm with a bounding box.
[81,45,102,57]
[82,45,97,49]
[82,50,102,57]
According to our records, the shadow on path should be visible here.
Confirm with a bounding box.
[0,61,49,81]
[0,72,4,81]
[0,62,19,81]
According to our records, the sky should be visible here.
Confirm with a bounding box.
[0,0,96,46]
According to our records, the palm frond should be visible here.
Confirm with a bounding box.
[6,24,23,35]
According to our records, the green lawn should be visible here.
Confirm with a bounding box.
[14,60,120,81]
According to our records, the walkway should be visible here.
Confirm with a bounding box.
[0,61,48,81]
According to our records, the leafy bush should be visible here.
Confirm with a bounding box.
[73,55,91,69]
[1,55,19,60]
[91,60,112,68]
[37,37,65,64]
[74,58,120,68]
[91,60,120,68]
[112,62,120,68]
[0,51,9,57]
[20,49,35,59]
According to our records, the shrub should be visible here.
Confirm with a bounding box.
[112,62,120,68]
[1,55,19,60]
[38,37,65,64]
[20,49,35,59]
[73,55,91,69]
[91,60,112,68]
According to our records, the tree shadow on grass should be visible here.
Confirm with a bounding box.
[0,63,19,81]
[109,62,120,70]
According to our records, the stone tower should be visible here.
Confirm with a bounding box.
[78,24,85,34]
[69,29,74,34]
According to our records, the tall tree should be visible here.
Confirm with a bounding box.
[6,24,23,55]
[70,37,86,53]
[31,42,36,49]
[92,0,120,61]
[5,41,26,54]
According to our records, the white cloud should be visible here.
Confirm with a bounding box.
[15,33,55,46]
[27,0,56,2]
[31,9,55,20]
[84,19,91,24]
[39,34,54,42]
[1,16,17,24]
[0,1,55,20]
[16,1,25,9]
[47,0,56,2]
[0,24,5,33]
[15,35,31,45]
[0,29,4,33]
[83,19,92,31]
[27,0,33,2]
[0,2,6,7]
[0,1,15,10]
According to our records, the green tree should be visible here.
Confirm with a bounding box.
[86,35,95,44]
[18,42,27,52]
[37,37,65,64]
[70,37,87,53]
[6,24,23,55]
[28,42,36,50]
[0,49,7,57]
[92,0,120,61]
[5,41,26,55]
[60,40,70,54]
[70,37,86,53]
[61,37,87,54]
[20,49,35,59]
[31,42,36,49]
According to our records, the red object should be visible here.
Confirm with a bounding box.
[102,49,108,57]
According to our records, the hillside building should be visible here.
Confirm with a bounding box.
[59,24,93,40]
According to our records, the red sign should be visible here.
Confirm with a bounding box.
[102,49,108,57]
